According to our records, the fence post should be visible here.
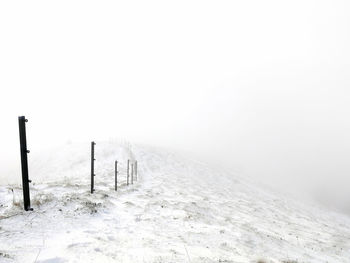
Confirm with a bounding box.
[131,163,134,184]
[135,161,138,181]
[91,141,96,193]
[115,160,118,191]
[18,116,33,211]
[127,159,130,185]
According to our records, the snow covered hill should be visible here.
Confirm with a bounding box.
[1,141,350,263]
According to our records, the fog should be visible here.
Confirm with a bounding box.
[1,1,350,214]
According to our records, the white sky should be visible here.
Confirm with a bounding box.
[1,1,350,212]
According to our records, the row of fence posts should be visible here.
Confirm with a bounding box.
[91,141,137,194]
[114,159,138,190]
[90,141,138,194]
[125,159,138,186]
[17,116,139,211]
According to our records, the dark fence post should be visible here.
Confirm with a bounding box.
[135,161,138,181]
[131,163,134,184]
[91,141,96,193]
[18,116,33,211]
[127,159,130,185]
[115,160,118,191]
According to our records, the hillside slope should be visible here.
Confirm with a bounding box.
[1,142,350,263]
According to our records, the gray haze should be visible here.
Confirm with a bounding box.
[1,1,350,213]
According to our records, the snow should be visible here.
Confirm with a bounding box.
[1,141,350,262]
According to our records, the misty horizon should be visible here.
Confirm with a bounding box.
[1,1,350,215]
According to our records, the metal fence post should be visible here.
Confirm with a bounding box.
[91,141,96,193]
[18,116,33,211]
[131,163,134,184]
[115,160,118,191]
[127,159,130,186]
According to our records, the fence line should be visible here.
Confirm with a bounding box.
[17,116,140,211]
[114,159,138,191]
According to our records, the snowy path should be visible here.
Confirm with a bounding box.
[1,142,350,262]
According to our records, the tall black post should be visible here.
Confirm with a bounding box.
[127,159,130,186]
[18,116,33,211]
[135,161,138,181]
[91,141,96,193]
[115,160,118,191]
